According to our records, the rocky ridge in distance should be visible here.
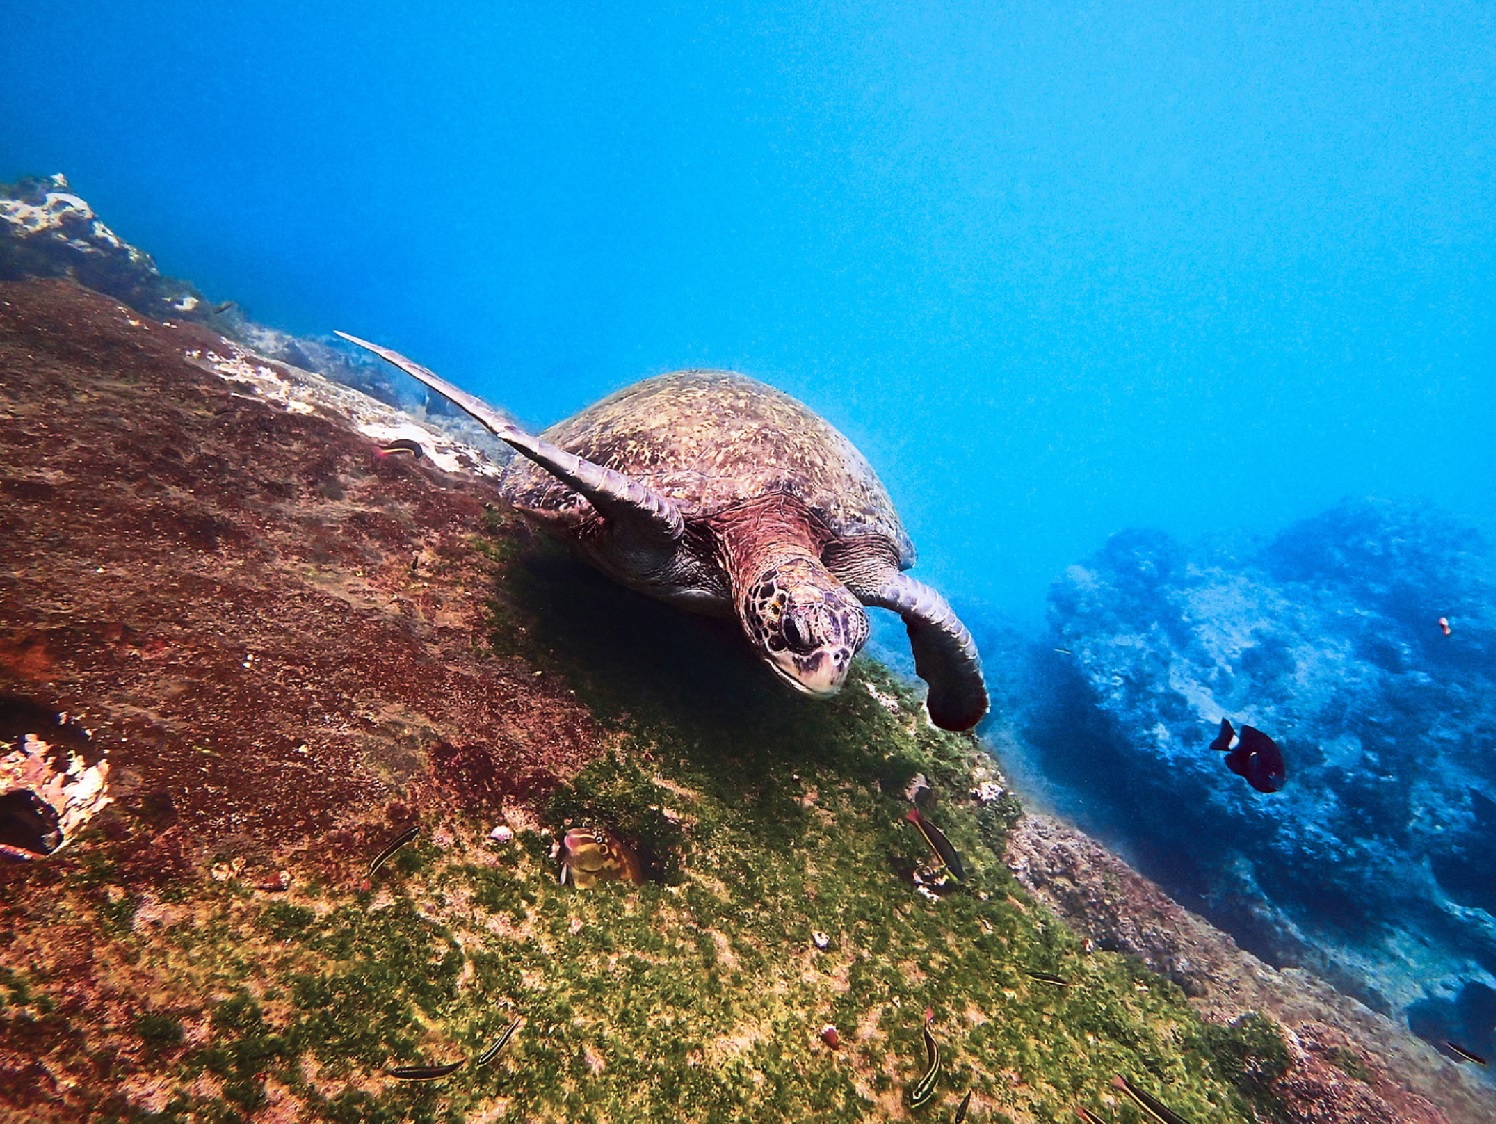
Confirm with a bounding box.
[1011,503,1496,1087]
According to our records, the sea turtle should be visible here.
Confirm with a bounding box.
[337,333,988,730]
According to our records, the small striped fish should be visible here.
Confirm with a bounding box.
[368,824,419,878]
[909,1015,942,1108]
[1110,1075,1192,1124]
[387,1060,462,1080]
[1445,1040,1488,1065]
[478,1015,522,1066]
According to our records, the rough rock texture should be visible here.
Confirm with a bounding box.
[0,703,112,859]
[0,276,1260,1123]
[0,176,211,325]
[0,175,508,457]
[1017,512,1496,1074]
[512,370,914,562]
[0,278,597,859]
[1008,814,1494,1124]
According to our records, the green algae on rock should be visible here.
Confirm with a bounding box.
[0,277,1469,1123]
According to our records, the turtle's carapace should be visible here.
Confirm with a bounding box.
[337,334,989,730]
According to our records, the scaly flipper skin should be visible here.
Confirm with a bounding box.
[335,332,685,544]
[861,572,988,731]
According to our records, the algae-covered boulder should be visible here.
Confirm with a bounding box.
[0,175,509,454]
[0,174,209,322]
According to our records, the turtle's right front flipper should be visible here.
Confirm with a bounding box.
[861,573,988,732]
[337,332,684,543]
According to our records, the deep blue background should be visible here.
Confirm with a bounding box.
[3,3,1493,620]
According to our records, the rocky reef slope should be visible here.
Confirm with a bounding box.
[1014,506,1496,1077]
[2,181,1490,1121]
[0,279,1205,1122]
[1006,814,1493,1123]
[0,175,506,457]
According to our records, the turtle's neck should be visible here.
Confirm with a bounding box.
[705,493,835,604]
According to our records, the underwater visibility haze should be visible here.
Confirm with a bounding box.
[3,3,1496,1121]
[3,2,1494,616]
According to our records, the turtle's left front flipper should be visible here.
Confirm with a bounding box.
[336,332,684,544]
[864,574,988,731]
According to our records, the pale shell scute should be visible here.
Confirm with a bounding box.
[502,370,914,566]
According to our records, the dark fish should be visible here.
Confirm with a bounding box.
[368,824,419,877]
[1224,725,1286,793]
[909,1014,942,1108]
[1110,1075,1193,1124]
[1024,970,1071,987]
[478,1015,522,1065]
[1208,718,1234,754]
[1444,1040,1488,1065]
[213,300,237,315]
[953,1088,974,1122]
[376,437,425,459]
[387,1060,463,1079]
[905,808,966,881]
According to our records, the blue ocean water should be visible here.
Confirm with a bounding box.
[4,2,1492,624]
[6,2,1496,1086]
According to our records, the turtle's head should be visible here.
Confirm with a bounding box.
[740,557,870,696]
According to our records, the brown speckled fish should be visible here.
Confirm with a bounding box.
[558,826,643,889]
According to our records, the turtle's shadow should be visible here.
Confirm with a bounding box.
[504,542,877,774]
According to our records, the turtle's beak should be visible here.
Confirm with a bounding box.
[741,562,868,698]
[765,646,854,697]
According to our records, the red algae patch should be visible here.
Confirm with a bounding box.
[0,277,614,1121]
[0,278,604,862]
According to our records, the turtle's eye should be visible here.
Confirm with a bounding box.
[782,613,818,655]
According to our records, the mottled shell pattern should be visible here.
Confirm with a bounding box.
[502,370,916,567]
